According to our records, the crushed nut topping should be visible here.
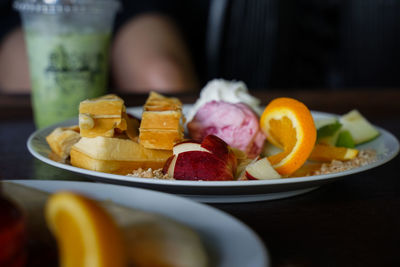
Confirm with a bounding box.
[127,168,173,179]
[311,149,377,176]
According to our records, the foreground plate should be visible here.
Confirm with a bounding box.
[27,106,400,203]
[5,180,269,267]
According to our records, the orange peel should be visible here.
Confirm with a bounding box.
[260,97,316,175]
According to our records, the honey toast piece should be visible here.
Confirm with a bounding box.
[79,94,132,138]
[70,135,172,175]
[124,113,140,142]
[143,91,182,111]
[139,129,183,150]
[139,92,185,150]
[46,125,81,160]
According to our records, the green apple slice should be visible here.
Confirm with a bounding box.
[339,109,380,145]
[316,119,342,139]
[335,130,355,148]
[314,117,338,129]
[318,130,341,146]
[314,117,342,146]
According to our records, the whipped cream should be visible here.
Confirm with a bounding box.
[186,79,262,122]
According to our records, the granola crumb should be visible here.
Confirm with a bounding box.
[127,168,173,179]
[311,149,377,176]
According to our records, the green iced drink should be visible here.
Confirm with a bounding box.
[14,0,120,128]
[25,31,111,128]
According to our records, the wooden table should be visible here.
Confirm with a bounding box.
[1,89,399,267]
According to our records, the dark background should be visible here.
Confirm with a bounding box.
[2,0,400,91]
[117,0,400,90]
[119,0,400,90]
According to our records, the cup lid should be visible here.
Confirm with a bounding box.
[14,0,121,14]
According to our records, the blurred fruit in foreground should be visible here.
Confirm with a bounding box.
[0,194,27,267]
[45,192,126,267]
[260,97,317,175]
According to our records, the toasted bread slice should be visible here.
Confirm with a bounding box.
[46,126,81,160]
[140,110,182,130]
[144,91,182,111]
[125,113,140,141]
[79,94,125,116]
[70,136,172,175]
[139,129,183,150]
[79,94,129,138]
[139,92,185,150]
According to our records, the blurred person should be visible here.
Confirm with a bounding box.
[2,0,400,93]
[111,0,202,92]
[0,0,31,93]
[0,0,200,93]
[0,0,342,92]
[114,0,400,90]
[111,13,199,93]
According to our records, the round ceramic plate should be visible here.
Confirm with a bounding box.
[27,105,400,203]
[5,180,269,267]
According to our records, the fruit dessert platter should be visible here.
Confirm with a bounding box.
[46,79,379,181]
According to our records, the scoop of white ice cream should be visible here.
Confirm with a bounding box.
[186,79,262,122]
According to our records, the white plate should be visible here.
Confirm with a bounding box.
[5,180,269,267]
[27,106,400,203]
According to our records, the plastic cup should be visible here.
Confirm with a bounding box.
[14,0,120,128]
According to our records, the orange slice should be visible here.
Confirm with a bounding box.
[260,97,316,175]
[309,144,358,162]
[45,192,126,267]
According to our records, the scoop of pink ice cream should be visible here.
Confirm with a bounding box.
[187,101,266,158]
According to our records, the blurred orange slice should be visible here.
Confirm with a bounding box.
[309,144,359,162]
[260,97,316,175]
[45,192,126,267]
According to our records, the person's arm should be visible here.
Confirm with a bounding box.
[111,13,199,93]
[0,28,31,93]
